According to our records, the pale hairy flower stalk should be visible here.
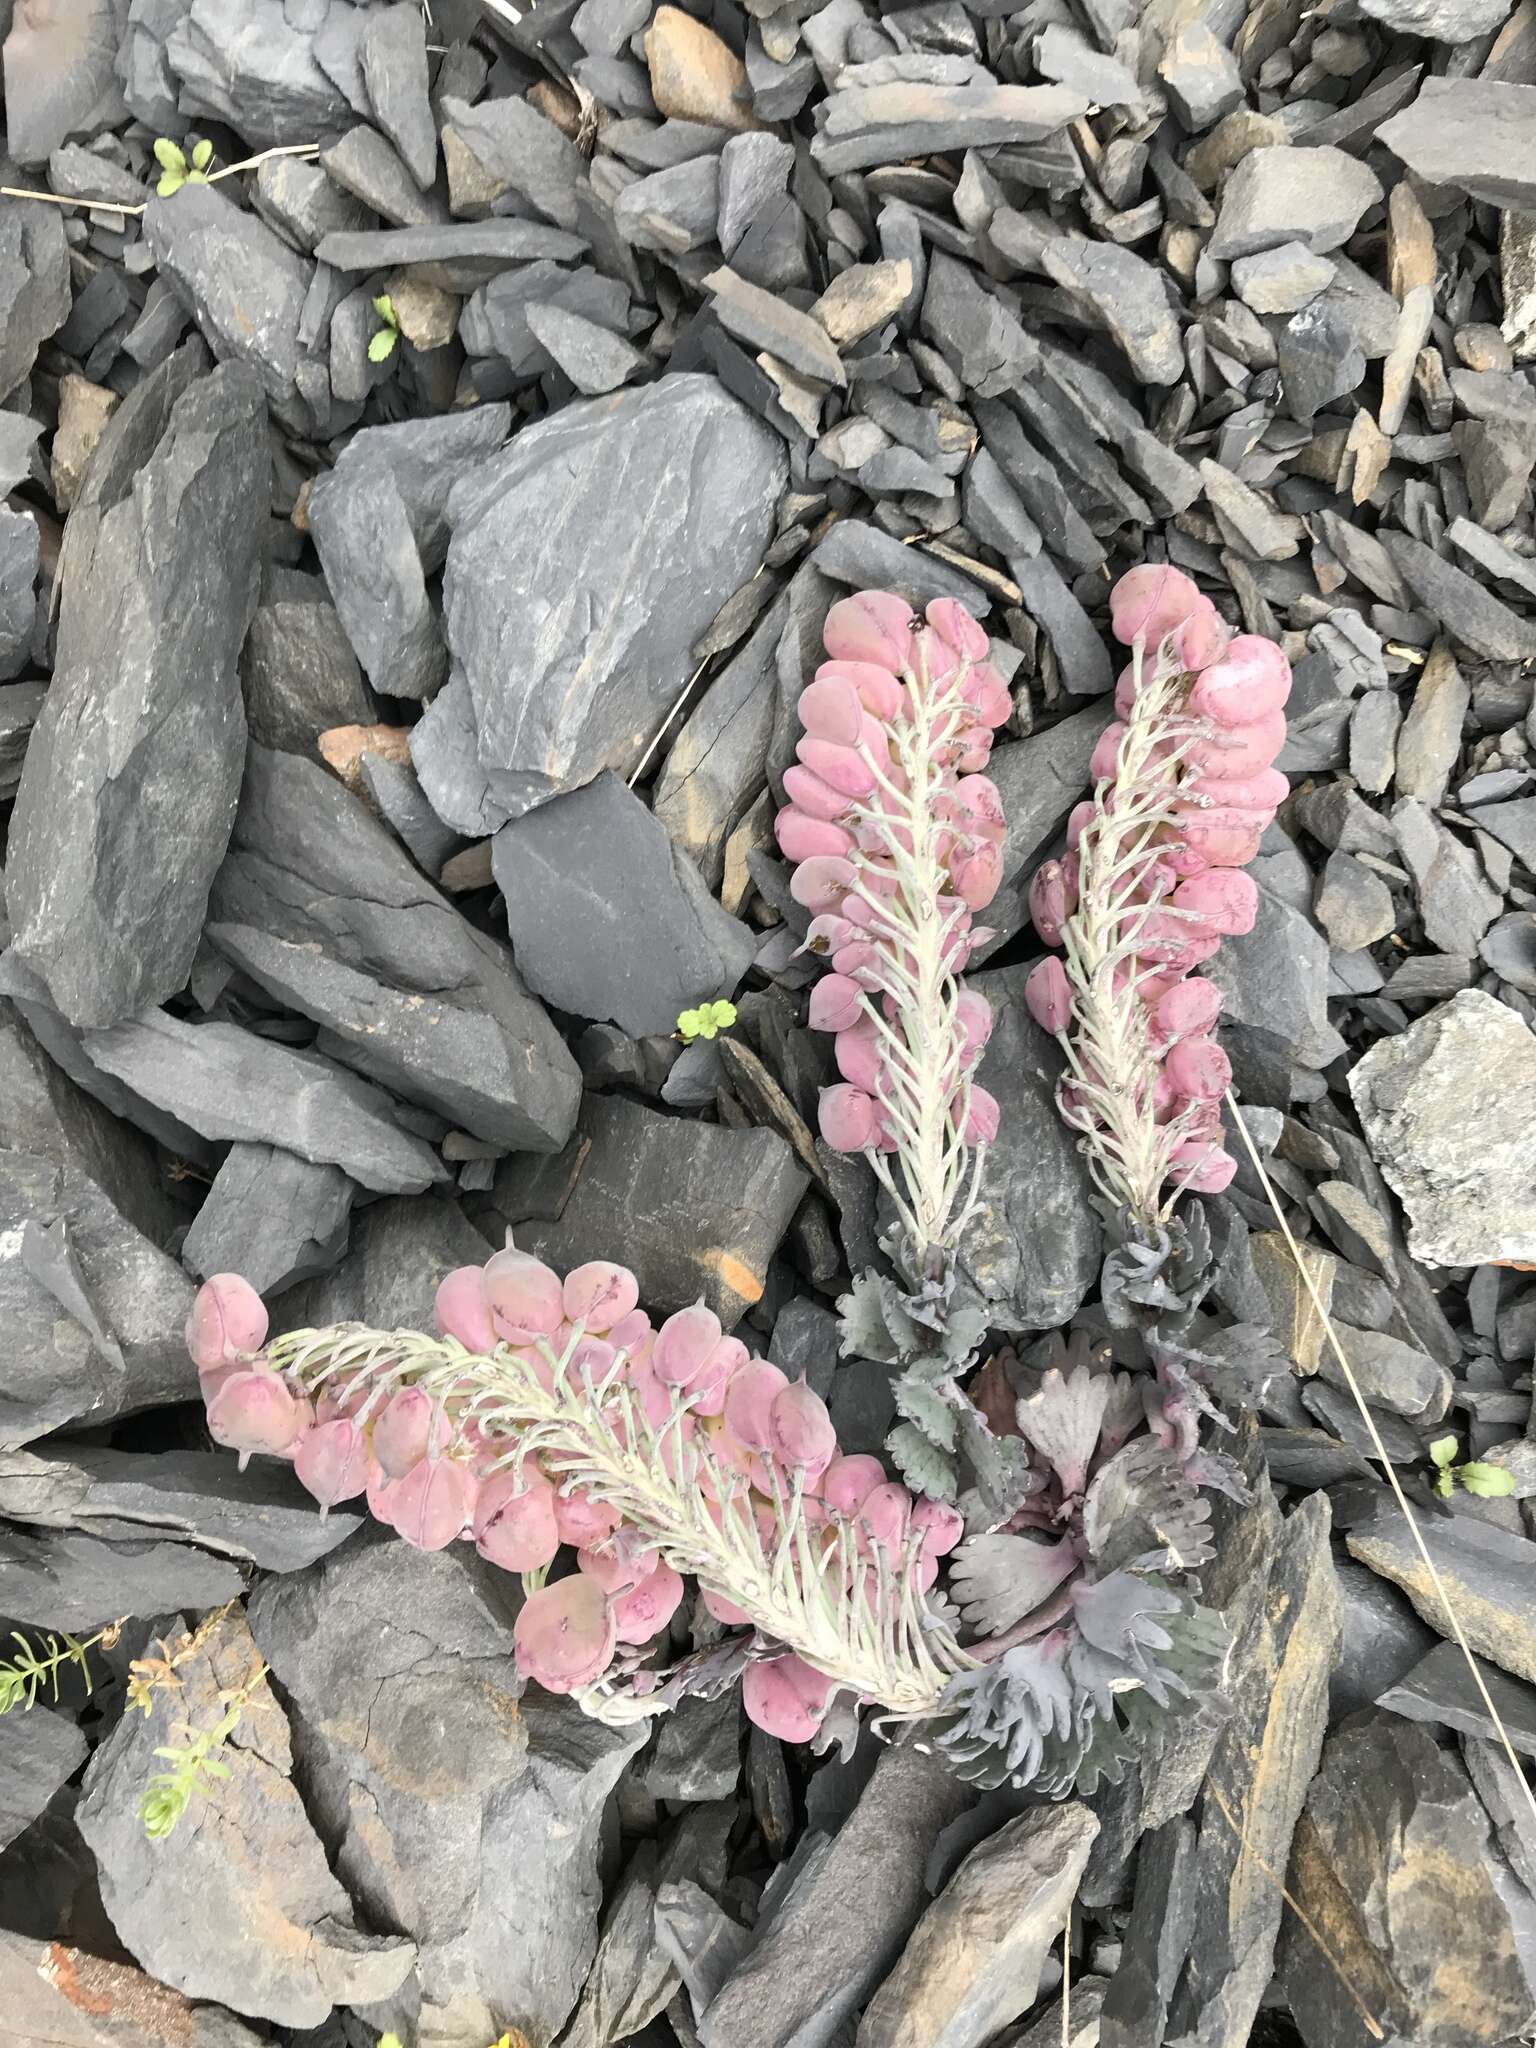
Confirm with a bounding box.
[262,1317,977,1721]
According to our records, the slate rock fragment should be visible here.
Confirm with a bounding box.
[81,1012,446,1196]
[699,1744,972,2048]
[280,1191,491,1333]
[208,745,579,1150]
[1231,242,1335,316]
[240,568,376,752]
[705,265,845,385]
[0,1441,360,1571]
[313,221,587,291]
[1329,1559,1439,1721]
[920,252,1034,398]
[0,1524,244,1629]
[811,81,1087,175]
[1378,79,1536,211]
[440,92,586,229]
[1348,989,1536,1268]
[0,195,71,402]
[489,1094,808,1327]
[443,375,784,818]
[6,360,264,1030]
[307,404,511,702]
[0,506,39,682]
[1377,1640,1536,1757]
[164,0,355,146]
[182,1142,354,1296]
[492,771,755,1037]
[0,1930,272,2047]
[78,1608,415,2028]
[955,965,1100,1331]
[858,1805,1098,2048]
[1280,1714,1536,2047]
[250,1533,642,2047]
[525,301,646,392]
[1208,146,1383,261]
[614,156,721,255]
[1348,1503,1536,1686]
[646,4,759,133]
[1041,239,1183,386]
[0,1708,86,1856]
[142,186,312,427]
[1394,642,1468,807]
[360,2,436,190]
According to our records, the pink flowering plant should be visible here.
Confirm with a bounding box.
[180,573,1294,1794]
[775,592,1021,1509]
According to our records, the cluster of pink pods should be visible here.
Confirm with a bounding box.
[773,590,1013,1159]
[186,1253,963,1744]
[1023,565,1291,1198]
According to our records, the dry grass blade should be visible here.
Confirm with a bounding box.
[1,143,321,219]
[1226,1090,1536,1836]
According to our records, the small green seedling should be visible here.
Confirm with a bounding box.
[154,137,213,197]
[1428,1434,1516,1500]
[676,999,736,1043]
[369,294,401,362]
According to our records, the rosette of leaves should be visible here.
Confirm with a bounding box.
[919,1333,1246,1792]
[369,294,401,362]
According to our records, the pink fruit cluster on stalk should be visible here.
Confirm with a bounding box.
[187,1257,971,1742]
[1023,565,1290,1226]
[775,591,1012,1271]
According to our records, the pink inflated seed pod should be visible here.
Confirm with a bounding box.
[955,988,994,1065]
[1163,1036,1233,1101]
[553,1489,623,1549]
[514,1575,618,1694]
[1187,635,1292,727]
[1171,1142,1238,1193]
[809,973,866,1034]
[950,840,1002,910]
[386,1455,477,1551]
[783,763,854,823]
[724,1359,790,1452]
[768,1380,837,1475]
[612,1562,685,1644]
[474,1466,561,1571]
[776,808,855,863]
[817,1453,885,1516]
[482,1247,565,1344]
[1177,810,1266,868]
[964,1085,1000,1144]
[1185,710,1286,779]
[1185,766,1288,814]
[206,1370,304,1459]
[435,1266,498,1352]
[822,591,915,671]
[294,1418,370,1508]
[910,1497,964,1564]
[1029,860,1072,947]
[1152,977,1224,1039]
[1024,955,1073,1034]
[653,1302,724,1387]
[743,1653,834,1743]
[561,1260,640,1333]
[372,1385,444,1481]
[797,675,864,744]
[1172,868,1259,936]
[927,595,990,664]
[1173,595,1230,672]
[790,854,858,915]
[833,1020,882,1093]
[815,658,904,721]
[796,735,877,798]
[1109,563,1203,649]
[187,1274,269,1373]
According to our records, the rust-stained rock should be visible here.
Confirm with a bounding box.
[1346,1503,1536,1684]
[0,1929,270,2046]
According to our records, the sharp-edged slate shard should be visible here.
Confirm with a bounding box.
[314,220,588,288]
[442,374,784,818]
[1378,78,1536,210]
[0,1522,246,1629]
[208,745,580,1150]
[6,360,266,1030]
[162,0,356,146]
[0,1441,362,1570]
[0,194,72,403]
[182,1141,355,1296]
[811,82,1088,175]
[0,1708,85,1856]
[142,186,313,427]
[307,404,511,701]
[489,1093,808,1327]
[80,1012,447,1195]
[1348,1502,1536,1686]
[492,771,756,1037]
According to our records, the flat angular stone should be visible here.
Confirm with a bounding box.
[492,1093,808,1327]
[1280,1714,1536,2046]
[0,1707,86,1854]
[492,770,755,1037]
[1231,241,1334,315]
[614,155,720,254]
[1379,78,1536,210]
[1315,849,1394,952]
[1377,1640,1536,1756]
[313,220,587,291]
[700,1745,972,2048]
[1471,797,1536,875]
[307,404,511,700]
[1158,21,1243,130]
[1,1931,272,2045]
[812,520,989,610]
[718,130,795,255]
[2,0,124,163]
[920,252,1035,397]
[812,259,914,346]
[143,186,311,425]
[1348,1502,1536,1684]
[0,197,70,403]
[6,361,265,1030]
[1349,988,1536,1268]
[956,965,1100,1330]
[208,745,579,1151]
[1209,145,1383,261]
[0,1440,361,1570]
[1317,1322,1450,1422]
[250,1534,642,2046]
[182,1141,354,1296]
[525,300,647,392]
[858,1806,1099,2048]
[812,81,1087,175]
[81,1012,446,1196]
[646,4,758,132]
[443,375,784,817]
[361,2,436,188]
[1042,238,1182,385]
[255,151,371,250]
[441,92,587,230]
[0,1523,244,1628]
[241,568,375,752]
[79,1609,415,2028]
[462,261,632,380]
[1330,1560,1439,1720]
[1207,843,1345,1070]
[706,265,846,385]
[1394,641,1469,805]
[165,0,355,146]
[319,123,445,228]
